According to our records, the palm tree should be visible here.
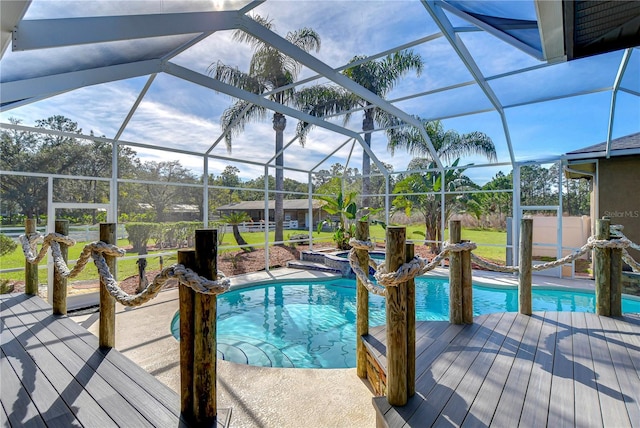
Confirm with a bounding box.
[222,211,254,252]
[297,52,423,210]
[386,119,497,164]
[209,15,321,245]
[388,119,497,252]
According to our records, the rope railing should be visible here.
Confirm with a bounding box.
[18,232,230,307]
[348,230,638,297]
[92,251,230,306]
[349,238,476,295]
[611,225,640,272]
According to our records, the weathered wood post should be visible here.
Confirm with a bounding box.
[386,226,407,406]
[355,220,369,379]
[99,223,117,348]
[178,249,196,418]
[25,218,38,295]
[449,220,463,324]
[405,241,415,397]
[461,239,473,324]
[519,218,533,315]
[53,220,69,315]
[595,217,611,316]
[193,229,218,424]
[610,224,623,317]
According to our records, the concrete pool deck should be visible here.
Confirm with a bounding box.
[69,268,602,427]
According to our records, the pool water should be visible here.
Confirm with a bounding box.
[170,277,640,369]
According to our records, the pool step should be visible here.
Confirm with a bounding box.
[286,260,342,275]
[217,335,295,368]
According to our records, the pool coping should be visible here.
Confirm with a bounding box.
[226,267,640,301]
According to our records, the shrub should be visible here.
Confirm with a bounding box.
[0,233,17,257]
[124,223,159,253]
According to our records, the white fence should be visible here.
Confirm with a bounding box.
[217,220,299,233]
[1,224,128,241]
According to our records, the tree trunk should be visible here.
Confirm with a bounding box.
[273,113,286,245]
[232,224,252,252]
[362,111,373,212]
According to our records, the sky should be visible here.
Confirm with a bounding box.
[1,0,639,186]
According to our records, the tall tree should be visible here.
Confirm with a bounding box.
[388,120,497,251]
[210,14,321,245]
[136,160,198,222]
[297,52,423,209]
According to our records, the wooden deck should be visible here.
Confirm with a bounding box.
[0,293,231,427]
[366,311,640,427]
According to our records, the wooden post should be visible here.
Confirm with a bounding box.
[385,226,407,406]
[610,241,623,317]
[99,223,116,348]
[449,220,463,324]
[518,218,533,315]
[178,249,196,419]
[595,218,611,316]
[461,240,473,324]
[25,218,38,295]
[52,220,69,315]
[355,220,370,379]
[405,242,415,397]
[193,229,218,424]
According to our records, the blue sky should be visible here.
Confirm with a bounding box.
[1,0,638,185]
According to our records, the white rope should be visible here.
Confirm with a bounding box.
[347,228,640,296]
[19,232,76,264]
[91,249,230,306]
[622,250,640,273]
[610,225,640,272]
[348,238,477,294]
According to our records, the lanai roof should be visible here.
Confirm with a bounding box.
[567,132,640,158]
[1,1,639,182]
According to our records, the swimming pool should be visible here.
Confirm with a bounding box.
[170,277,640,369]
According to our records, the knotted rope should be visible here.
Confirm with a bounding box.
[18,232,230,306]
[19,232,76,265]
[348,229,638,297]
[348,238,477,296]
[91,249,230,306]
[610,225,640,272]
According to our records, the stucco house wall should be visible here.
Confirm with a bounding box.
[597,155,640,259]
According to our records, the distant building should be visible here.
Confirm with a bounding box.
[215,199,327,229]
[137,203,200,221]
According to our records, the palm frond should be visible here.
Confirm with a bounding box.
[220,100,267,152]
[376,50,423,97]
[293,85,361,145]
[209,61,266,94]
[286,27,321,53]
[232,14,274,49]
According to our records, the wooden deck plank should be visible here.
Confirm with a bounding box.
[0,294,195,428]
[1,398,11,428]
[614,315,640,380]
[490,313,543,427]
[570,311,604,428]
[1,349,47,428]
[16,294,189,426]
[382,312,486,425]
[462,312,529,427]
[3,298,152,427]
[1,314,125,427]
[0,324,81,427]
[421,312,512,428]
[599,316,640,427]
[548,311,575,427]
[584,313,633,427]
[519,311,558,427]
[369,311,640,428]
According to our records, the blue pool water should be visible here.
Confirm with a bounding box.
[170,277,640,369]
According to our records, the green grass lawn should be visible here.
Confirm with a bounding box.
[0,226,507,285]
